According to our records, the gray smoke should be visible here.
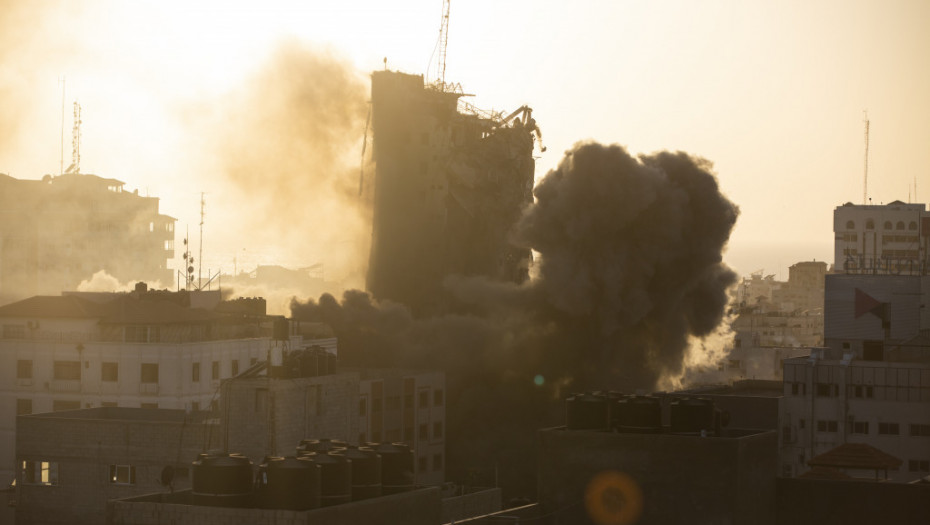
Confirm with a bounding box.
[292,141,738,496]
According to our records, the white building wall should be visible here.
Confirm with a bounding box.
[0,333,276,484]
[780,357,930,482]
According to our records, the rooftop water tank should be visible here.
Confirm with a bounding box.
[670,397,716,435]
[256,456,321,511]
[305,452,352,507]
[612,395,662,433]
[339,445,382,500]
[297,438,348,456]
[191,452,253,508]
[370,442,414,495]
[566,392,609,430]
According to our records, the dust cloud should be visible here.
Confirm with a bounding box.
[188,41,370,290]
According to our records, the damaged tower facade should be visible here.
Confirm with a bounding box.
[366,71,540,314]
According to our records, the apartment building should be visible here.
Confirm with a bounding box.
[0,287,329,485]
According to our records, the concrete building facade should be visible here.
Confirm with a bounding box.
[14,407,217,525]
[833,200,929,275]
[0,289,327,485]
[0,172,176,304]
[365,70,540,314]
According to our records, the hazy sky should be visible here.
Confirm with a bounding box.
[2,0,928,282]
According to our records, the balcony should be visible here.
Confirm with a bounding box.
[48,380,82,393]
[139,383,159,395]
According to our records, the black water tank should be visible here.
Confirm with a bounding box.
[670,397,716,434]
[273,317,289,341]
[191,452,253,507]
[370,442,414,494]
[306,452,352,507]
[297,438,348,456]
[256,456,321,510]
[613,395,662,433]
[339,445,382,500]
[565,392,609,430]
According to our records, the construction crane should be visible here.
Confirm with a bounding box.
[434,0,451,89]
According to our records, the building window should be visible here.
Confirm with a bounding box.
[910,424,930,437]
[231,360,239,377]
[22,461,59,486]
[101,362,119,382]
[17,360,33,379]
[433,453,443,471]
[192,362,201,382]
[53,361,81,381]
[141,363,159,384]
[866,219,874,230]
[3,324,25,339]
[125,325,160,343]
[16,399,32,415]
[908,221,917,230]
[109,464,136,485]
[883,221,892,230]
[190,401,200,411]
[815,383,836,397]
[895,221,905,230]
[851,385,874,398]
[878,423,900,435]
[418,456,428,473]
[372,399,382,413]
[908,460,930,472]
[851,421,869,434]
[845,220,855,230]
[419,391,429,409]
[212,361,220,380]
[52,400,80,411]
[433,421,443,439]
[164,240,174,251]
[816,420,838,433]
[359,398,367,416]
[434,389,444,406]
[419,423,428,441]
[790,383,806,396]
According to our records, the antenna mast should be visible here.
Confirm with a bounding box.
[59,77,65,175]
[862,111,869,205]
[64,102,82,174]
[199,193,205,290]
[436,0,451,88]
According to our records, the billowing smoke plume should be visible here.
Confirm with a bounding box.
[190,41,370,288]
[292,141,738,496]
[508,142,739,388]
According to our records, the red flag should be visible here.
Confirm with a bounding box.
[854,288,883,319]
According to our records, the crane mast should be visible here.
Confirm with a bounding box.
[436,0,451,88]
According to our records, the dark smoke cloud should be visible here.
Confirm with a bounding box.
[292,141,738,496]
[507,142,740,388]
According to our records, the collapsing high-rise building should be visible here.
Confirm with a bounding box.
[365,71,542,314]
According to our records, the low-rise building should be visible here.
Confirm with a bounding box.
[0,286,333,485]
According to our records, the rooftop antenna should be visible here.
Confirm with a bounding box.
[199,192,205,290]
[58,76,65,175]
[65,101,82,174]
[437,0,451,87]
[862,110,869,205]
[427,0,451,89]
